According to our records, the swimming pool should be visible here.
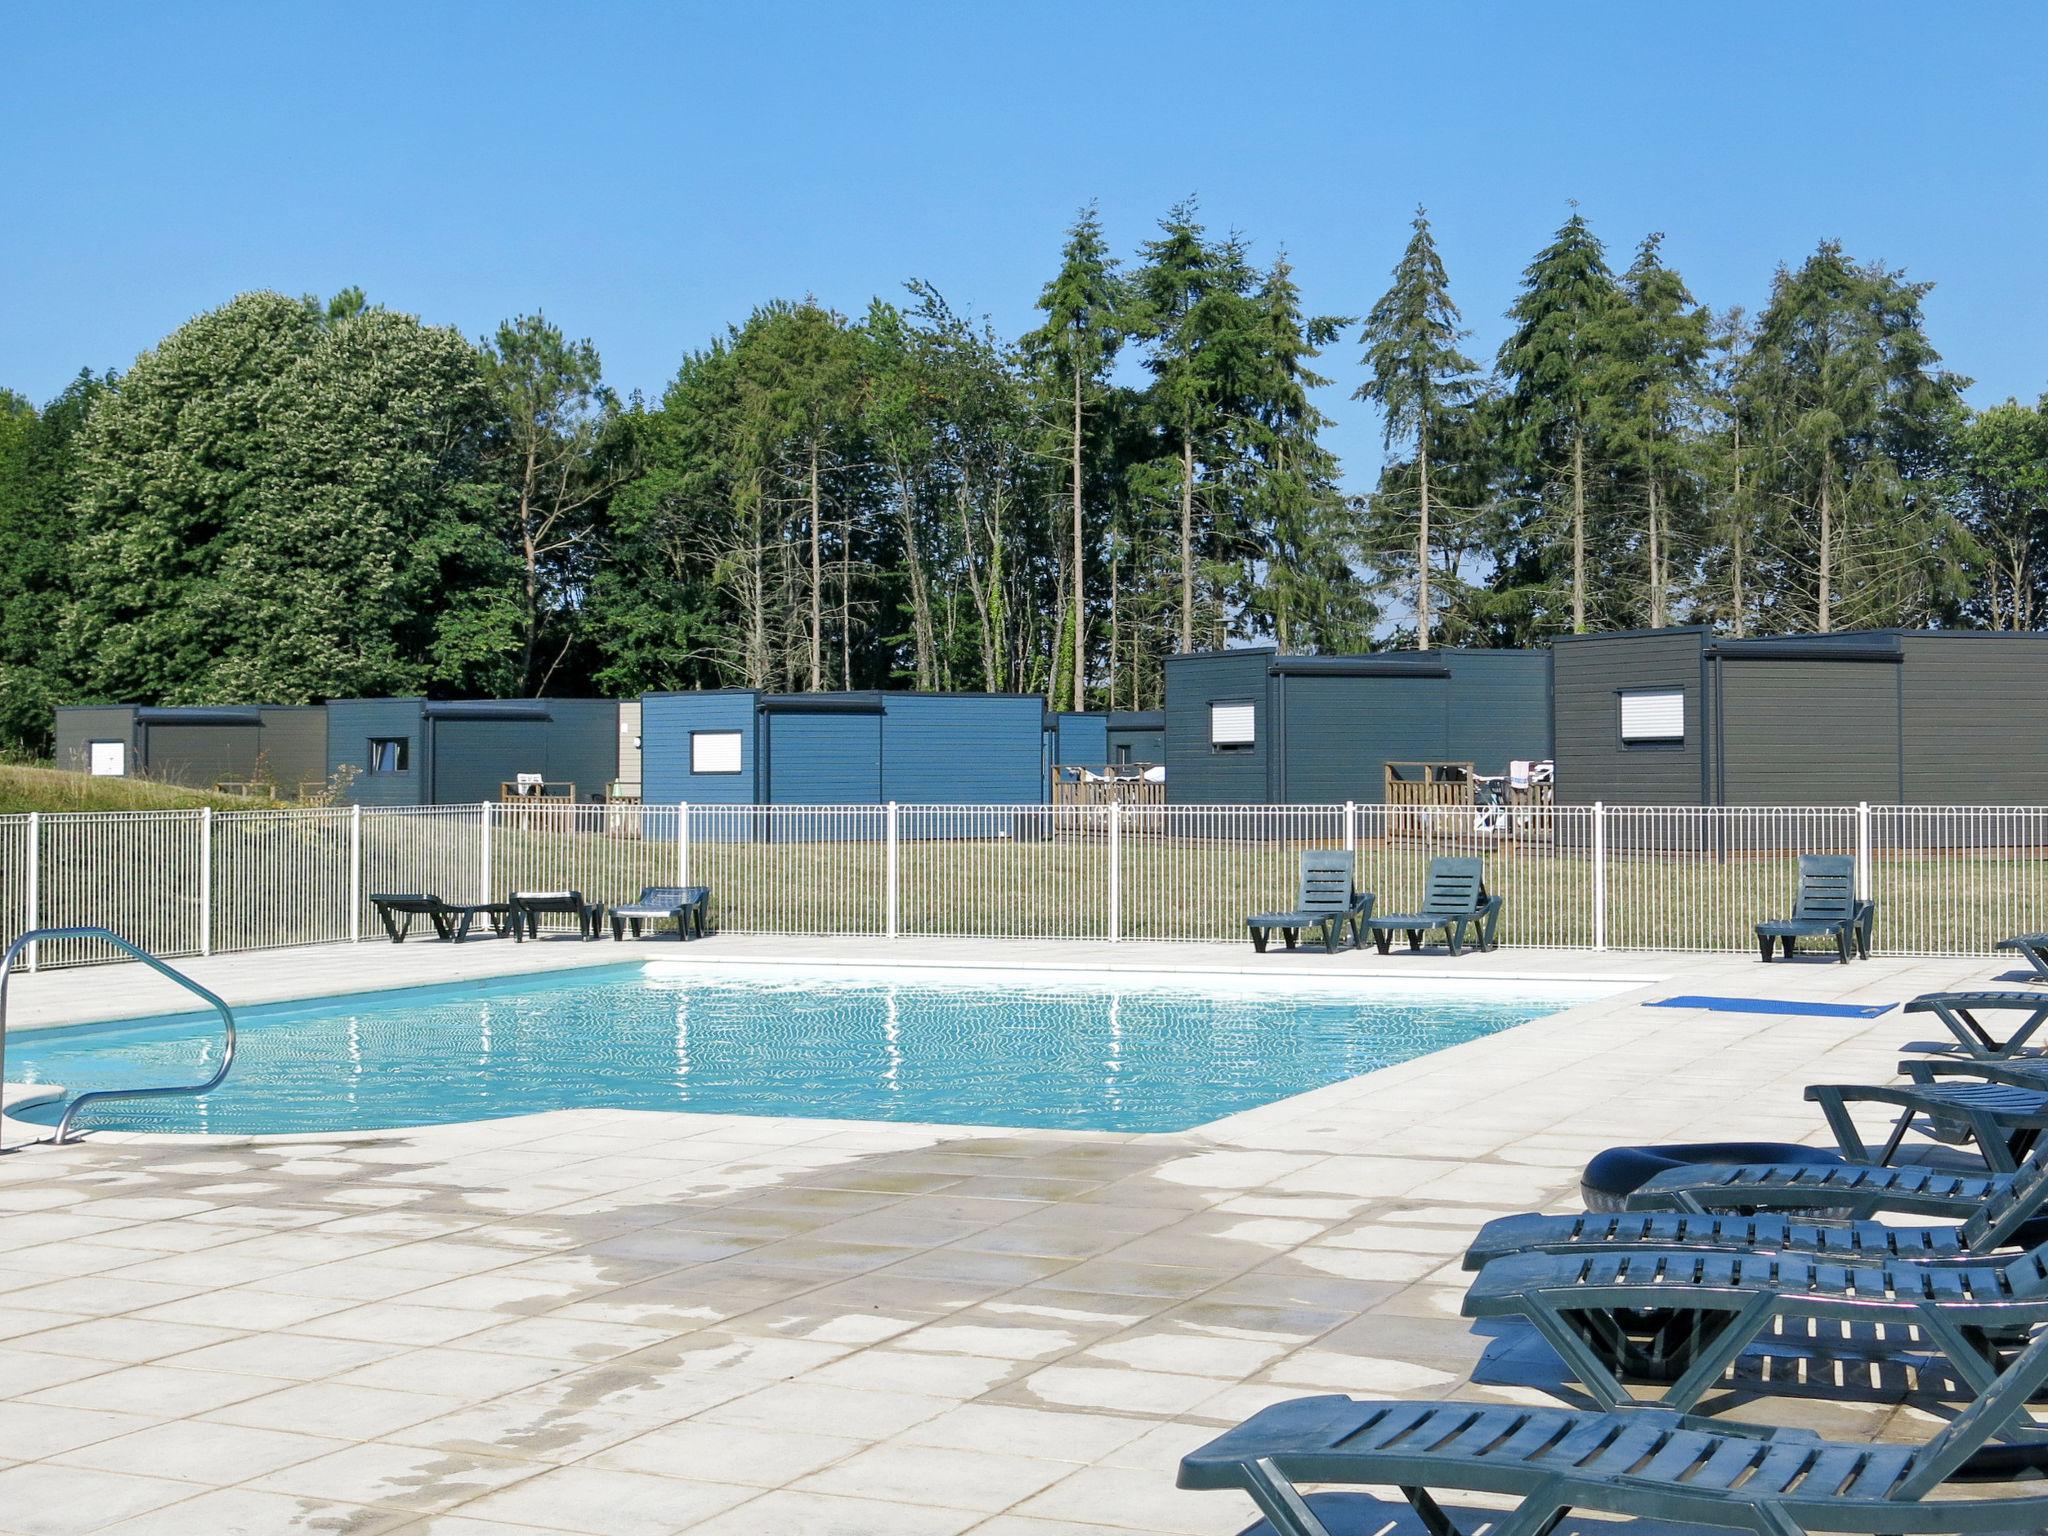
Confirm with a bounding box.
[8,963,1611,1136]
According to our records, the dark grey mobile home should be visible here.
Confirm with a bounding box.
[1552,627,2048,806]
[52,705,329,792]
[1162,646,1553,804]
[324,698,621,807]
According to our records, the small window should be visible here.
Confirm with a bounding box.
[366,737,410,774]
[1210,701,1256,751]
[691,730,743,774]
[87,741,127,777]
[1619,689,1685,745]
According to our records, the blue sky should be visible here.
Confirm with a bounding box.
[5,0,2044,492]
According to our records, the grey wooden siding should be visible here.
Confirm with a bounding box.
[1900,634,2048,802]
[141,723,263,788]
[1105,713,1164,763]
[254,708,329,794]
[1715,659,1903,805]
[640,692,760,804]
[883,695,1045,803]
[53,708,138,774]
[1444,650,1554,772]
[1552,631,1707,805]
[1163,651,1272,802]
[767,710,883,802]
[327,699,426,806]
[1279,673,1443,803]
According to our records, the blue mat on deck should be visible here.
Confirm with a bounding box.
[1647,994,1895,1019]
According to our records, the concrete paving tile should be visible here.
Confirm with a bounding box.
[688,1489,979,1536]
[207,1381,471,1439]
[593,1419,866,1485]
[797,1441,1071,1512]
[96,1486,416,1535]
[52,1417,349,1482]
[453,1464,753,1534]
[0,1462,199,1535]
[28,1363,280,1417]
[252,1441,548,1512]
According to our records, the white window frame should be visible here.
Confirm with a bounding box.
[690,730,744,775]
[1210,700,1256,751]
[366,737,410,775]
[1619,688,1686,745]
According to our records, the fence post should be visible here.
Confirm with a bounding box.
[24,811,38,973]
[199,807,213,957]
[1108,799,1122,943]
[1343,801,1356,853]
[676,803,689,886]
[1855,801,1872,903]
[886,802,900,938]
[1591,802,1607,951]
[479,802,493,904]
[349,803,363,943]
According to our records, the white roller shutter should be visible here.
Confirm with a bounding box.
[691,731,743,773]
[1210,701,1256,748]
[1619,689,1685,743]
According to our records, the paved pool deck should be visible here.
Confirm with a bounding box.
[0,934,2021,1534]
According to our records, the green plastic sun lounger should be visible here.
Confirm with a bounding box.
[1461,1239,2048,1414]
[1246,851,1373,954]
[1996,933,2048,979]
[1463,1146,2048,1270]
[1360,857,1501,957]
[1903,991,2048,1059]
[1179,1328,2048,1536]
[1804,1067,2048,1173]
[1626,1155,2022,1221]
[1754,854,1873,963]
[610,885,710,942]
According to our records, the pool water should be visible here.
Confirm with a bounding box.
[9,963,1600,1136]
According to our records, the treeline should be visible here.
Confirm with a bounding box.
[2,204,2045,756]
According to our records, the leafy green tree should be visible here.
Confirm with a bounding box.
[1354,207,1478,648]
[478,314,623,694]
[1738,242,1970,631]
[1956,395,2048,628]
[1497,210,1621,633]
[66,292,511,704]
[1023,205,1125,709]
[0,373,111,751]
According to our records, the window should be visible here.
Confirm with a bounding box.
[366,737,410,774]
[87,741,127,777]
[1210,701,1256,751]
[1619,689,1685,745]
[691,730,743,774]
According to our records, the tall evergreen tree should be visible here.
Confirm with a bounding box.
[1354,207,1477,648]
[1023,205,1124,711]
[1497,210,1621,633]
[1739,242,1969,631]
[1599,234,1712,627]
[1955,395,2048,629]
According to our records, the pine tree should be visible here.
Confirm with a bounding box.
[1497,210,1621,633]
[1599,234,1711,627]
[1739,242,1969,631]
[1023,205,1125,711]
[1354,207,1477,648]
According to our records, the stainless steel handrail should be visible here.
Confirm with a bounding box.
[0,927,237,1149]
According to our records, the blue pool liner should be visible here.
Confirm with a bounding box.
[1647,995,1895,1019]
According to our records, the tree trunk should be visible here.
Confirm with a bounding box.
[1071,363,1086,713]
[1730,422,1745,637]
[808,440,824,688]
[1179,435,1194,653]
[518,440,540,692]
[897,469,937,691]
[1818,455,1833,633]
[840,514,852,688]
[1570,431,1586,634]
[1108,548,1119,714]
[1647,476,1663,628]
[1416,433,1433,650]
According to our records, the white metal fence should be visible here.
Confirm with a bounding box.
[1,800,2044,968]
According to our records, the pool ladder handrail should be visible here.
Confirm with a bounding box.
[0,927,237,1149]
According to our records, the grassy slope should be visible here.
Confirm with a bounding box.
[0,764,256,814]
